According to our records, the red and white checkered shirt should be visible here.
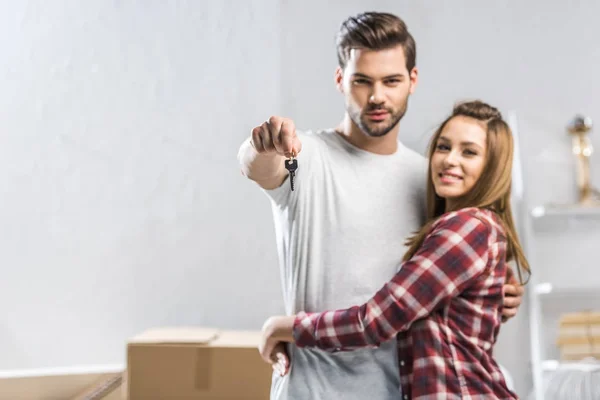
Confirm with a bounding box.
[293,208,518,400]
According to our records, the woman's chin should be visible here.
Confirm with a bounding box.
[434,188,464,202]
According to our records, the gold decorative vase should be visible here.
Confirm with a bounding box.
[567,115,600,206]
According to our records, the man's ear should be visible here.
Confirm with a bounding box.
[334,66,344,93]
[408,67,419,95]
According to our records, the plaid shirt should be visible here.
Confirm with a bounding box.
[293,208,518,400]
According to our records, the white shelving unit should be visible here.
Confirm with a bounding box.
[531,205,600,219]
[507,111,600,399]
[524,205,600,400]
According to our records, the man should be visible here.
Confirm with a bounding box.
[237,11,524,400]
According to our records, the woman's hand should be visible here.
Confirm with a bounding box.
[259,316,296,376]
[259,336,290,376]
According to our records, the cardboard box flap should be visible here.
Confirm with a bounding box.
[211,330,263,348]
[129,327,220,345]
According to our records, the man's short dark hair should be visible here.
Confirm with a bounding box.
[336,12,416,72]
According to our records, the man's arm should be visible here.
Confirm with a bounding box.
[238,116,302,190]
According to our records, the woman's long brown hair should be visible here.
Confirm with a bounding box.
[403,100,531,284]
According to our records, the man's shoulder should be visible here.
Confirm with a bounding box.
[395,142,428,196]
[294,128,341,159]
[297,128,336,143]
[397,141,427,168]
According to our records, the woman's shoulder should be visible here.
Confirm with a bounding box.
[431,207,506,240]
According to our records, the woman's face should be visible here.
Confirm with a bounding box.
[431,116,488,210]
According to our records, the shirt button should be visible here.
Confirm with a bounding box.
[400,360,405,366]
[403,395,408,400]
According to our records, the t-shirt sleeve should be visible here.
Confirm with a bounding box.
[261,174,293,206]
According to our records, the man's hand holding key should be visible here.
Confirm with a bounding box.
[251,116,302,158]
[250,116,302,191]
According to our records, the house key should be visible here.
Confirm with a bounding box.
[284,155,298,191]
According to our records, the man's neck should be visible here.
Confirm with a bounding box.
[336,114,399,155]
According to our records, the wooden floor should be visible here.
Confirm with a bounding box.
[0,365,124,400]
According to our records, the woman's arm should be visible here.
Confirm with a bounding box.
[293,211,493,351]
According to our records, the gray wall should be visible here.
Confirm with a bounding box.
[2,1,600,398]
[0,0,284,370]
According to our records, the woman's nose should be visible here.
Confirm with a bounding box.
[443,151,459,167]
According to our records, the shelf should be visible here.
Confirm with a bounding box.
[535,282,600,297]
[542,359,600,372]
[531,204,600,219]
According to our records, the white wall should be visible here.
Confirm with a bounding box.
[2,1,600,398]
[0,1,284,370]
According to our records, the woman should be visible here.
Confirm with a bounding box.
[259,100,530,399]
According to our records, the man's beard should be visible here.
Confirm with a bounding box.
[348,100,408,138]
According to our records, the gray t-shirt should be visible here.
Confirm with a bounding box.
[263,129,427,400]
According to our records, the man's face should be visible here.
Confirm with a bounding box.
[337,45,417,137]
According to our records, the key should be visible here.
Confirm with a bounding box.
[284,156,298,191]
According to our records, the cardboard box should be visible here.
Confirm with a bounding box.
[126,327,273,400]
